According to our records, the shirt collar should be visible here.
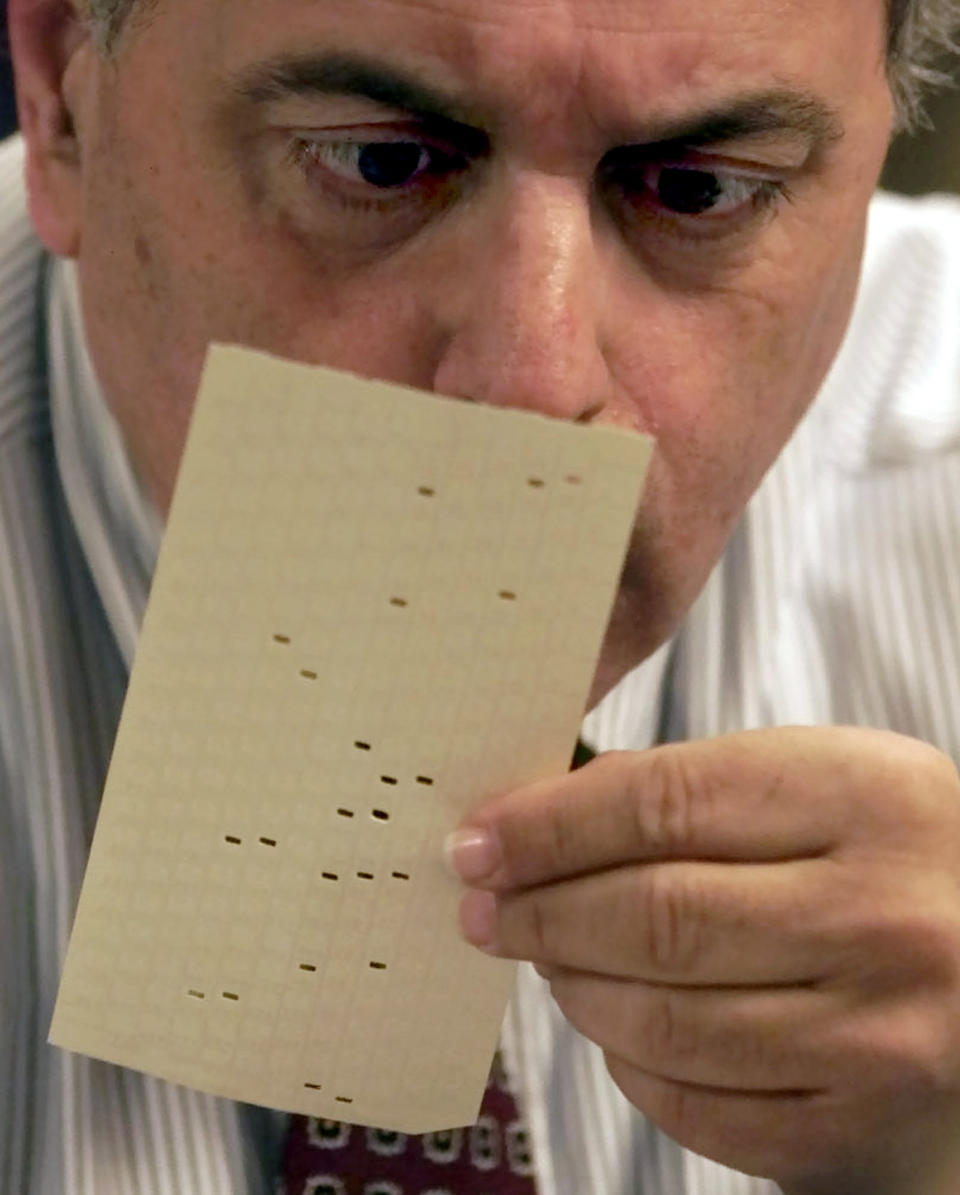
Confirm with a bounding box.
[46,255,163,670]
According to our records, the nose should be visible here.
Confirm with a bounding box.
[431,171,614,423]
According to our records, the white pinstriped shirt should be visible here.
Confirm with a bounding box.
[2,128,960,1194]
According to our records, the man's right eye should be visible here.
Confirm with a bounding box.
[297,137,465,193]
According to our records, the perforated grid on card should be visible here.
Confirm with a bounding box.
[49,345,653,1133]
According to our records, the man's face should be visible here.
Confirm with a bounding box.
[58,0,892,696]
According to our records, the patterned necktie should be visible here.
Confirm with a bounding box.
[278,1052,537,1195]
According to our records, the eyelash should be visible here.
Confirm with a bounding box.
[751,179,794,217]
[662,176,795,243]
[287,134,795,232]
[605,158,794,231]
[288,136,466,214]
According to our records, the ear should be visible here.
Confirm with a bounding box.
[8,0,100,256]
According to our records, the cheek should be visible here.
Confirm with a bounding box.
[78,111,431,507]
[618,215,866,585]
[122,156,436,383]
[647,228,863,479]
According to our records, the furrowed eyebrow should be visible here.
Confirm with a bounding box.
[614,90,846,156]
[233,50,478,128]
[232,51,843,159]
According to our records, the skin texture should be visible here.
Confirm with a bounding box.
[10,0,960,1189]
[451,730,960,1193]
[15,0,892,697]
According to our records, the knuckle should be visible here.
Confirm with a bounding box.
[637,989,699,1066]
[856,1006,955,1107]
[903,748,960,824]
[846,883,960,993]
[637,867,705,976]
[535,801,579,876]
[859,732,960,830]
[888,734,959,787]
[630,747,702,858]
[647,1073,701,1140]
[637,991,777,1079]
[899,907,960,989]
[522,891,557,961]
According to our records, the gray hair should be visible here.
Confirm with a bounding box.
[889,0,960,127]
[83,0,959,132]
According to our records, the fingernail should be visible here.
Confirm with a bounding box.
[443,827,502,884]
[459,889,499,949]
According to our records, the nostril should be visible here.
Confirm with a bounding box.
[575,402,606,424]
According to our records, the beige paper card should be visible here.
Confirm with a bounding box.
[50,345,653,1133]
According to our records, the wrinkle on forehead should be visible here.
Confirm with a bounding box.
[205,0,885,152]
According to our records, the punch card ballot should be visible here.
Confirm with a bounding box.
[51,345,653,1133]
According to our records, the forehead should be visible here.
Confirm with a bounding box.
[186,0,886,129]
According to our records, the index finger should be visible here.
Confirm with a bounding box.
[451,727,866,891]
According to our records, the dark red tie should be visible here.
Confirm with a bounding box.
[278,1052,537,1194]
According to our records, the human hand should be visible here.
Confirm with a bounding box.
[447,728,960,1194]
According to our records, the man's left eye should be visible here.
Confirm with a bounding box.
[639,162,783,217]
[306,140,451,189]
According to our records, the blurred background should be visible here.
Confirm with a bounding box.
[884,57,960,193]
[0,2,957,194]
